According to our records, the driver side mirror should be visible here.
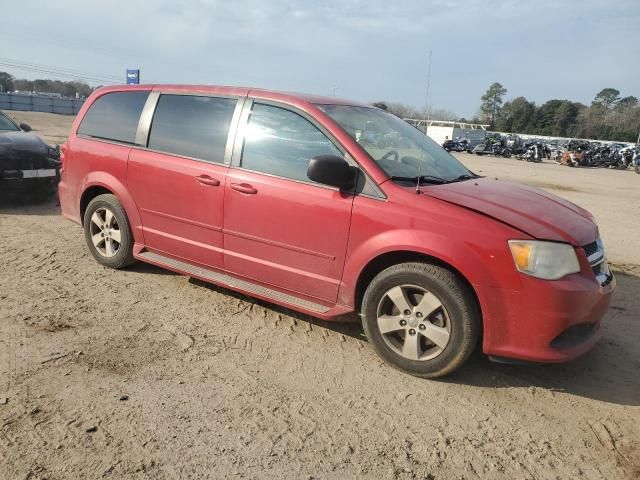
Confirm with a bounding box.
[19,122,32,132]
[307,155,356,190]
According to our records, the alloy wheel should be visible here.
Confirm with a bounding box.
[89,207,122,258]
[376,284,451,361]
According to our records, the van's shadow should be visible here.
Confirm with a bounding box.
[186,272,640,407]
[188,278,366,341]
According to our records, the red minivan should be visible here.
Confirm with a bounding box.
[58,85,615,377]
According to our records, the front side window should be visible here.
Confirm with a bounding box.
[319,105,473,183]
[241,103,342,182]
[78,91,149,144]
[148,94,237,163]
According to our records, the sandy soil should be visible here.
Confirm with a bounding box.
[0,113,638,479]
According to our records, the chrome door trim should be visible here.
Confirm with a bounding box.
[135,91,160,146]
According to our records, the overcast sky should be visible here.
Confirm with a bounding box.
[3,0,638,117]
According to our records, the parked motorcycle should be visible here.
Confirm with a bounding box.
[559,140,590,167]
[442,137,472,153]
[473,135,511,158]
[517,141,545,163]
[589,144,630,169]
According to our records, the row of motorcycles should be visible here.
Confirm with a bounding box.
[442,134,640,172]
[558,141,639,171]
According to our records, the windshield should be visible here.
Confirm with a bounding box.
[319,105,473,183]
[0,112,20,132]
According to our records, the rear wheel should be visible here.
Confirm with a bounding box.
[361,262,480,378]
[83,194,135,269]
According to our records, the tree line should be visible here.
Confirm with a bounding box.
[0,71,92,97]
[371,101,459,123]
[478,82,639,142]
[376,83,639,143]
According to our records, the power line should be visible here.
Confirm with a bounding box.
[0,62,118,85]
[0,57,121,82]
[0,58,120,85]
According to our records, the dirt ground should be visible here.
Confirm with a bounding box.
[1,113,638,480]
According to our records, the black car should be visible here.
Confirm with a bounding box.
[0,110,60,199]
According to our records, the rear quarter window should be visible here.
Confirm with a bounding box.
[77,91,149,144]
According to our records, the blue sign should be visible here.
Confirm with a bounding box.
[126,69,140,85]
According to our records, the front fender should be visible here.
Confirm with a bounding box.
[338,227,523,308]
[79,171,145,245]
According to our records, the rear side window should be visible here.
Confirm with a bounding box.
[148,94,237,163]
[78,91,149,144]
[241,103,342,182]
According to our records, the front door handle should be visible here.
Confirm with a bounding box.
[230,182,258,194]
[195,175,220,186]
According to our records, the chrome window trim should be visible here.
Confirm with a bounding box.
[230,166,344,193]
[224,96,247,166]
[135,91,160,146]
[76,134,140,148]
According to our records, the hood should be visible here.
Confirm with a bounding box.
[0,131,49,154]
[0,131,51,169]
[422,178,597,246]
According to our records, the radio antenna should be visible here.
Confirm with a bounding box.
[417,50,433,194]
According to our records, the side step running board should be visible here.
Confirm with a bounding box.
[138,251,330,314]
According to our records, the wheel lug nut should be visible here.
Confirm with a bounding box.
[416,312,423,318]
[419,324,426,330]
[409,329,416,335]
[400,319,407,326]
[403,310,411,316]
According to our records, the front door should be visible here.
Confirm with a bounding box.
[223,102,354,303]
[128,93,239,268]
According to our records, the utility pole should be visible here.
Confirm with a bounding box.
[330,86,338,97]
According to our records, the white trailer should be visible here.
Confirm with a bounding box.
[404,119,489,148]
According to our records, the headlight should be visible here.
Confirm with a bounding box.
[508,240,580,280]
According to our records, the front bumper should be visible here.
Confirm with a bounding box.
[0,168,59,194]
[481,261,615,363]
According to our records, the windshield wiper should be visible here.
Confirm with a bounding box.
[390,175,448,185]
[448,173,477,183]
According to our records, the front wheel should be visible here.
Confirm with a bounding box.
[83,194,136,269]
[361,262,480,378]
[635,165,640,174]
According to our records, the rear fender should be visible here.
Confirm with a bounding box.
[79,171,145,244]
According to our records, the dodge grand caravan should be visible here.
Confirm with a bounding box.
[58,85,615,378]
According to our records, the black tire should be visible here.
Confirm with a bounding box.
[83,194,135,269]
[635,165,640,174]
[361,262,480,378]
